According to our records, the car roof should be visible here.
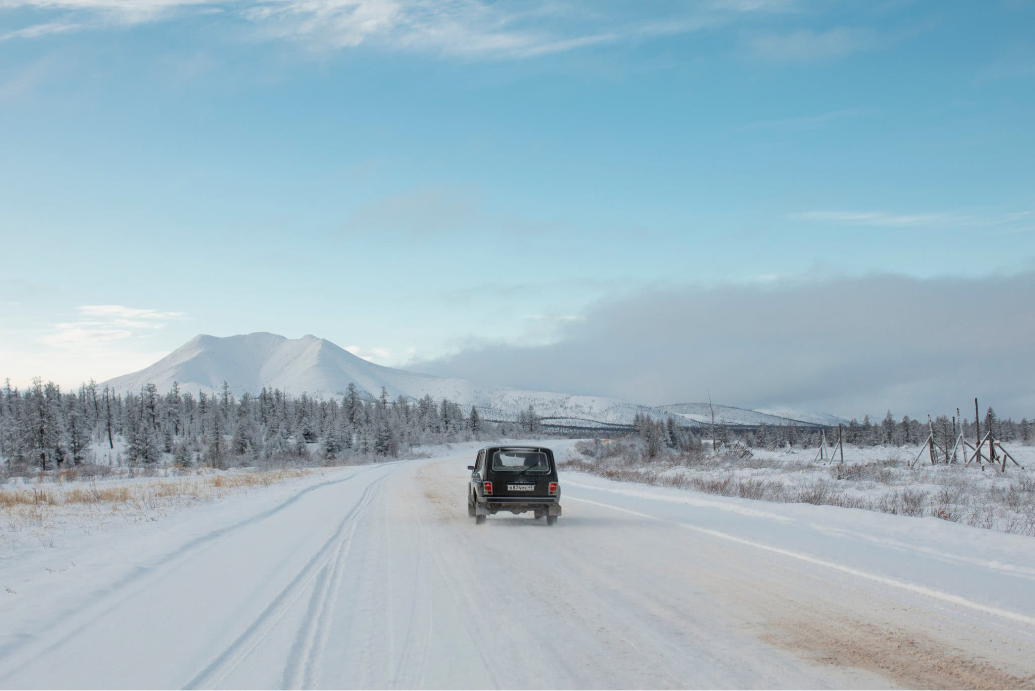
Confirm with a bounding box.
[483,445,549,450]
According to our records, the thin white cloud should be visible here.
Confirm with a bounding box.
[0,19,82,41]
[78,304,187,320]
[711,0,797,11]
[344,185,481,236]
[790,210,1032,229]
[790,211,955,227]
[40,305,187,350]
[0,0,807,59]
[0,55,59,101]
[745,27,874,62]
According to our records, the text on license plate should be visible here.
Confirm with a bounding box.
[507,484,535,491]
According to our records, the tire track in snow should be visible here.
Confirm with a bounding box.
[283,484,380,691]
[393,471,434,689]
[413,512,435,689]
[0,466,385,685]
[184,479,382,690]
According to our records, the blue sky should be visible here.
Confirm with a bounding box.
[1,0,1034,415]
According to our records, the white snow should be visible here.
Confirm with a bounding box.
[1,440,1034,688]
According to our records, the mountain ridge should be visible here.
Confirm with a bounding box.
[102,332,846,428]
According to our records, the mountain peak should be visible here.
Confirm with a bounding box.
[101,332,843,429]
[102,332,423,400]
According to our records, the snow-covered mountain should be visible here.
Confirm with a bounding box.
[103,333,456,402]
[102,333,844,428]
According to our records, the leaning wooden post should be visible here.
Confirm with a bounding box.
[928,415,937,465]
[974,398,983,466]
[956,407,965,464]
[950,415,957,463]
[988,410,998,472]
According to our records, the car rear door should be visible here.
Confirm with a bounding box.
[491,449,552,498]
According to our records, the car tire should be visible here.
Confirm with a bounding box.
[476,514,486,525]
[468,492,476,518]
[546,515,558,526]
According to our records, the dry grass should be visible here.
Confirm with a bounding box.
[0,469,313,511]
[0,467,319,556]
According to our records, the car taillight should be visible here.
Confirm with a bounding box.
[483,481,492,496]
[549,482,558,495]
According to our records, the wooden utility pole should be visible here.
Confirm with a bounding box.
[814,428,828,463]
[989,410,997,471]
[928,415,937,465]
[708,391,716,453]
[838,423,844,463]
[105,388,114,450]
[954,407,962,464]
[974,398,983,466]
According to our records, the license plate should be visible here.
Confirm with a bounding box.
[507,484,535,492]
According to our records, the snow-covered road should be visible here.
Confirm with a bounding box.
[2,449,1034,689]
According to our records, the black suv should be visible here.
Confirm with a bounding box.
[467,446,562,525]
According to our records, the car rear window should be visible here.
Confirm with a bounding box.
[491,450,550,473]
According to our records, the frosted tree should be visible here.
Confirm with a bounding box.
[531,405,542,434]
[0,379,17,464]
[374,418,392,456]
[881,411,896,446]
[174,439,193,468]
[665,417,678,448]
[985,407,1000,440]
[205,410,226,469]
[66,395,91,465]
[20,379,47,470]
[344,383,361,426]
[296,393,316,443]
[166,382,183,436]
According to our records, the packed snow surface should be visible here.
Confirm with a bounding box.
[101,332,844,427]
[2,442,1033,689]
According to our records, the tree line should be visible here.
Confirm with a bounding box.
[0,378,547,473]
[632,408,1034,455]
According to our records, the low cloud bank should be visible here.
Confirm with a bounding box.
[410,272,1035,419]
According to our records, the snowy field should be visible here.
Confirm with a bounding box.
[2,440,1034,688]
[562,439,1035,537]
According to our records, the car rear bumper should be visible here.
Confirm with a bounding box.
[481,496,562,516]
[484,496,559,504]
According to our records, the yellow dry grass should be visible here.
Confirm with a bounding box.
[0,469,313,511]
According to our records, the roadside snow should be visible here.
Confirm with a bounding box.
[563,440,1035,537]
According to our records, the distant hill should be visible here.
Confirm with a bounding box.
[659,403,848,429]
[102,332,844,428]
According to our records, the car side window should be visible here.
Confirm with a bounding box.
[475,450,484,472]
